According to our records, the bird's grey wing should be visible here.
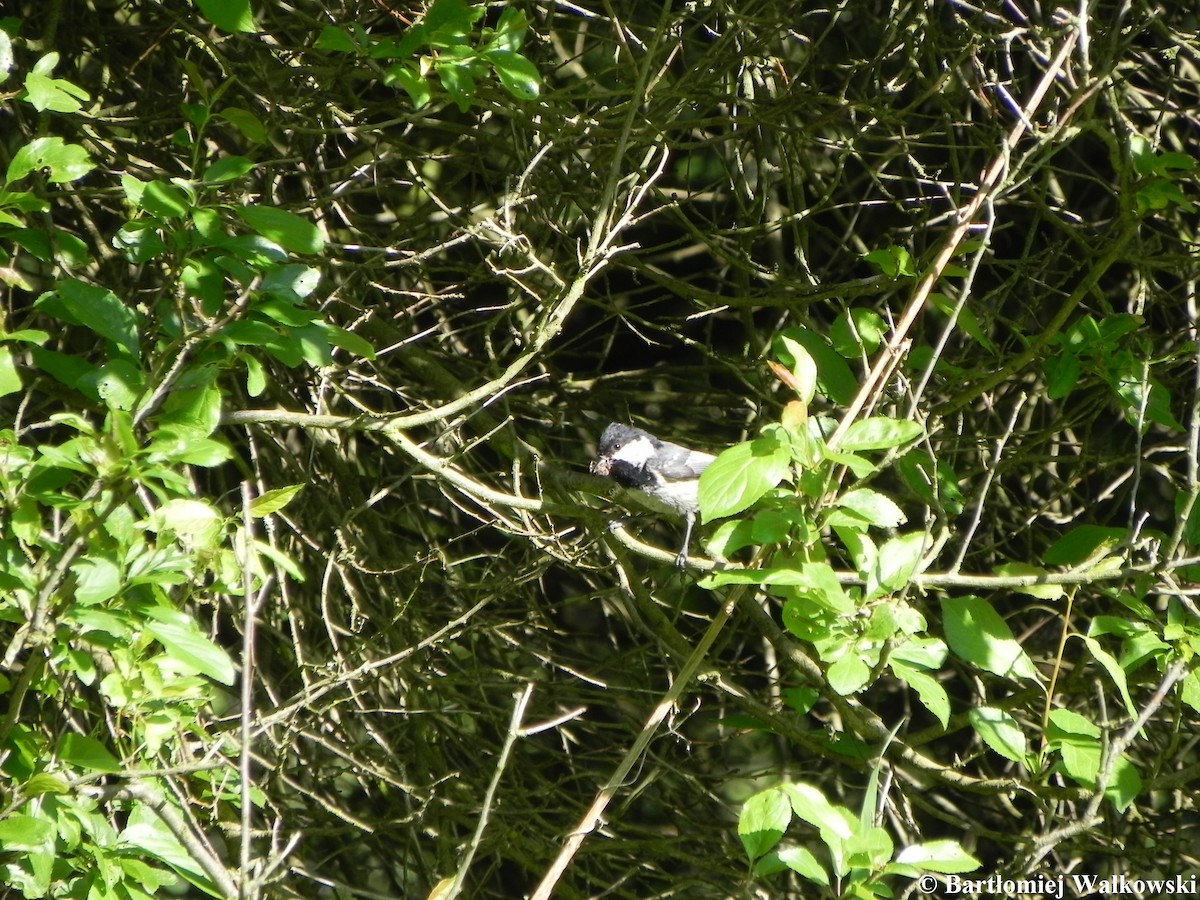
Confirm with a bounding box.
[654,442,716,481]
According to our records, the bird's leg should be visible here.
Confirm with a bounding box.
[675,511,695,569]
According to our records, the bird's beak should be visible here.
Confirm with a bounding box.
[591,456,612,476]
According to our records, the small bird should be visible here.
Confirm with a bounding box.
[590,422,716,568]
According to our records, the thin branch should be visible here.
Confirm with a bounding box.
[446,683,535,900]
[829,29,1080,449]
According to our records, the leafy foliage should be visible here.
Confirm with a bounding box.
[2,0,1199,898]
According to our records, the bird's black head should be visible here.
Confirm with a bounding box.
[596,422,653,458]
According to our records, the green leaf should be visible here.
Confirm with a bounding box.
[0,30,12,87]
[1048,707,1101,739]
[215,107,267,143]
[773,846,829,885]
[39,278,140,359]
[372,26,428,61]
[243,353,266,396]
[698,434,791,521]
[70,554,122,605]
[203,156,255,182]
[1056,737,1101,787]
[1148,151,1195,176]
[6,136,96,185]
[24,774,70,797]
[1088,616,1168,671]
[182,438,233,467]
[195,0,257,33]
[158,377,222,437]
[425,0,483,35]
[968,707,1027,765]
[830,308,886,358]
[871,531,927,595]
[1138,178,1194,213]
[839,416,922,452]
[182,257,225,314]
[895,840,981,874]
[436,59,478,112]
[827,652,871,695]
[782,687,819,714]
[293,322,333,367]
[1082,635,1137,722]
[261,263,321,301]
[144,607,236,685]
[890,659,950,728]
[1111,364,1183,432]
[1130,134,1156,176]
[792,561,854,613]
[55,230,91,267]
[1181,668,1200,715]
[121,802,219,891]
[324,325,377,359]
[831,487,906,529]
[87,358,144,410]
[236,205,323,254]
[493,8,530,52]
[738,788,791,861]
[58,733,122,773]
[148,429,232,467]
[250,484,304,517]
[386,64,433,108]
[864,245,916,277]
[1141,376,1183,431]
[315,25,363,53]
[0,815,55,850]
[1107,754,1141,811]
[780,337,818,403]
[114,219,168,263]
[0,345,21,397]
[708,565,819,587]
[222,320,282,347]
[141,181,191,217]
[257,298,320,326]
[180,99,209,127]
[29,346,97,397]
[941,595,1040,682]
[254,537,305,582]
[23,69,91,113]
[844,826,893,869]
[485,49,541,100]
[1062,313,1103,350]
[1043,525,1126,567]
[779,783,853,840]
[145,498,224,551]
[775,327,857,405]
[834,524,875,579]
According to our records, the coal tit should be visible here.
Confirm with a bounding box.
[590,422,716,568]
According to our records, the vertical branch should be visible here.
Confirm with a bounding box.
[829,30,1079,450]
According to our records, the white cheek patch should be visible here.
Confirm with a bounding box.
[612,436,655,466]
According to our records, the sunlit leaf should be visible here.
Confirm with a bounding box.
[250,484,304,517]
[236,205,323,254]
[738,788,791,861]
[699,434,791,521]
[839,417,922,452]
[195,0,257,33]
[968,707,1027,765]
[941,596,1040,682]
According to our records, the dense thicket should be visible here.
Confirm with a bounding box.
[2,1,1199,898]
